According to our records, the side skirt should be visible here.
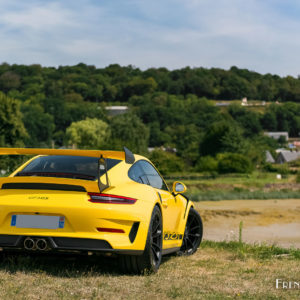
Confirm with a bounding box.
[162,247,180,256]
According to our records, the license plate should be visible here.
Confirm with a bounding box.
[11,215,65,229]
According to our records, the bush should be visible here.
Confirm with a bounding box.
[218,153,253,174]
[262,163,290,175]
[149,149,184,175]
[195,156,218,172]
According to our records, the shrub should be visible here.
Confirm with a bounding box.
[218,153,253,174]
[149,149,184,175]
[262,163,290,175]
[195,156,218,172]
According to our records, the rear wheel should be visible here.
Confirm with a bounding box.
[178,207,203,255]
[119,205,162,274]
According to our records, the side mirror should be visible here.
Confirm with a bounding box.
[172,181,187,194]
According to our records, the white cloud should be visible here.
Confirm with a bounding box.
[1,3,75,31]
[0,0,299,76]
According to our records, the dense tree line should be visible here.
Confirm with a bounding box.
[1,63,300,103]
[0,63,300,173]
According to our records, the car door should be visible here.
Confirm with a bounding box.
[137,161,182,248]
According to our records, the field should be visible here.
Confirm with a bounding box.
[197,199,300,248]
[0,241,299,299]
[166,172,300,201]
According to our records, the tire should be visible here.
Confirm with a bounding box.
[178,207,203,256]
[119,205,162,274]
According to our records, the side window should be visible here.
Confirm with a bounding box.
[139,161,168,191]
[128,162,149,184]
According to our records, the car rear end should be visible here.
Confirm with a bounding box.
[0,153,153,255]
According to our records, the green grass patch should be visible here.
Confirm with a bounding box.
[166,171,291,187]
[187,190,300,201]
[201,240,300,260]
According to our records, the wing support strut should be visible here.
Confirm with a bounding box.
[98,155,109,192]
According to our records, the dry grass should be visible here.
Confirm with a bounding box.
[0,242,299,300]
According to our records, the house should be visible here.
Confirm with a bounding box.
[241,97,248,106]
[105,106,128,116]
[265,150,275,163]
[264,132,289,141]
[275,150,300,164]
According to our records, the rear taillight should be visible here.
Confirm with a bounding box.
[88,193,137,204]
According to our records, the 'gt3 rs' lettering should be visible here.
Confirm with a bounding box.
[164,232,183,240]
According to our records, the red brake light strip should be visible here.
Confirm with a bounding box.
[88,193,137,204]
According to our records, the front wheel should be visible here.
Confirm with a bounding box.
[178,207,203,255]
[119,205,162,274]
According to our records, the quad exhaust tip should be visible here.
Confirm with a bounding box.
[24,237,48,251]
[36,239,47,251]
[24,237,35,250]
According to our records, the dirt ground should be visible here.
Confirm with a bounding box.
[195,199,300,248]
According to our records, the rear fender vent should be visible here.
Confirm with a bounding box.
[129,222,140,243]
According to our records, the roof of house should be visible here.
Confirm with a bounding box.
[265,150,275,163]
[264,132,289,138]
[276,151,300,163]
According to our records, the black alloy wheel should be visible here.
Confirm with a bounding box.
[150,209,163,269]
[178,207,203,255]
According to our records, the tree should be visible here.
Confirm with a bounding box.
[195,156,218,173]
[125,77,157,97]
[164,124,202,165]
[218,153,253,174]
[148,149,184,175]
[0,71,21,92]
[200,120,246,156]
[109,113,149,153]
[66,118,109,149]
[228,104,262,137]
[21,102,55,147]
[0,92,27,146]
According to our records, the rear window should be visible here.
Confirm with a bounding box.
[16,156,121,181]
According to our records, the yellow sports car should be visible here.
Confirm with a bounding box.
[0,147,202,273]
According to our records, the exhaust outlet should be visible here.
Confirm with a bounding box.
[36,239,48,251]
[24,237,35,250]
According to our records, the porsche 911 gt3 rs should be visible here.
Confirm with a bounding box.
[0,147,203,273]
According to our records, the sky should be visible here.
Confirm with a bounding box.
[0,0,300,76]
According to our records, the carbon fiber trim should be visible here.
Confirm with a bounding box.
[52,237,112,250]
[1,183,86,192]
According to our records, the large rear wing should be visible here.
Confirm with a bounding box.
[0,147,135,192]
[0,147,135,161]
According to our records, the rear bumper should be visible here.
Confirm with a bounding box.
[0,190,156,252]
[0,234,143,255]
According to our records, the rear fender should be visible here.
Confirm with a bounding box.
[177,197,195,237]
[103,182,162,251]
